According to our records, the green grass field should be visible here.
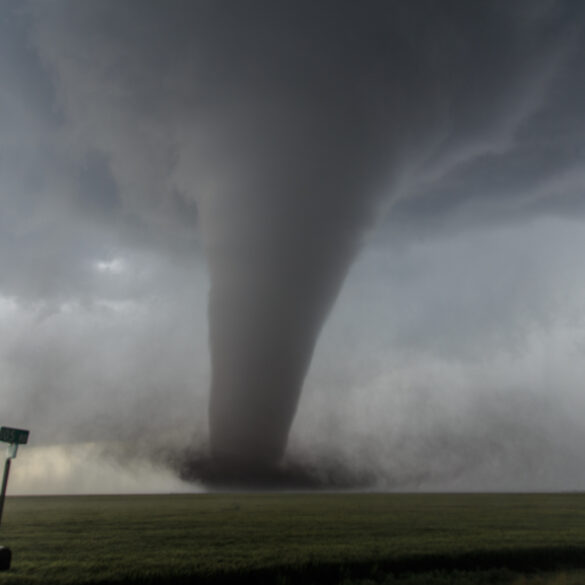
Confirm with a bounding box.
[0,493,584,584]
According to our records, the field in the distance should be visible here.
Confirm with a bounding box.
[1,493,585,585]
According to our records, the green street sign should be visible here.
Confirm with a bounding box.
[0,427,29,445]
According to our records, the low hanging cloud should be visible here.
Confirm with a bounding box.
[1,1,585,491]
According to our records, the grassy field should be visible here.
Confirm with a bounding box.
[0,493,584,584]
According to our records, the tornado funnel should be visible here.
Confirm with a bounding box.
[198,107,382,471]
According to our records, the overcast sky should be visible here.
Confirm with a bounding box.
[2,0,585,493]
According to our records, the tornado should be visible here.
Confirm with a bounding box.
[191,1,572,475]
[199,105,387,471]
[188,5,400,474]
[191,5,419,476]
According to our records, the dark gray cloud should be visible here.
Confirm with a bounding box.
[1,1,585,490]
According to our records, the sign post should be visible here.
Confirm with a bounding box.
[0,426,29,571]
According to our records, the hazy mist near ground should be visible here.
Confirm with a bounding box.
[2,1,585,492]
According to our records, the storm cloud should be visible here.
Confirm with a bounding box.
[1,1,585,490]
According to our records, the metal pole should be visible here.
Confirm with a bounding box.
[0,457,11,528]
